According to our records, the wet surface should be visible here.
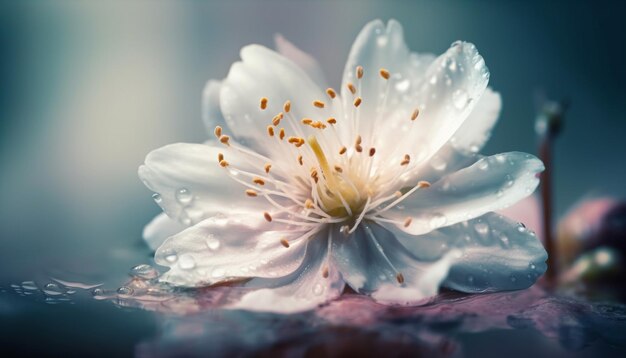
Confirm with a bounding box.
[2,266,626,357]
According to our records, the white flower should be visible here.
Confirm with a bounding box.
[139,19,547,313]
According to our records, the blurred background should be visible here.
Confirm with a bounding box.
[0,0,625,356]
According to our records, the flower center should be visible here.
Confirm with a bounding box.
[308,135,367,218]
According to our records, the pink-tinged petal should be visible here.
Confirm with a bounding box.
[229,231,344,313]
[386,212,547,293]
[497,194,543,241]
[138,142,271,226]
[155,214,313,287]
[202,80,226,136]
[384,152,544,235]
[332,222,455,305]
[274,34,327,88]
[219,45,338,157]
[142,213,186,251]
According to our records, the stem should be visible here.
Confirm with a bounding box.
[539,134,556,283]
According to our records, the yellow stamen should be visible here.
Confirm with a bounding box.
[279,128,285,140]
[217,153,224,162]
[304,198,314,209]
[297,155,303,166]
[326,88,337,99]
[280,238,290,248]
[214,126,222,138]
[334,165,343,173]
[418,181,431,188]
[347,82,356,95]
[308,136,339,191]
[263,212,272,222]
[313,100,325,108]
[253,177,265,186]
[264,163,272,173]
[260,97,268,110]
[267,125,274,136]
[379,68,390,80]
[369,147,376,157]
[272,112,283,126]
[245,189,258,197]
[403,217,412,227]
[396,272,405,284]
[353,97,362,107]
[322,266,330,278]
[339,146,347,155]
[327,117,337,125]
[411,108,420,121]
[219,135,230,145]
[356,66,364,79]
[219,160,229,167]
[400,154,410,166]
[301,118,313,125]
[283,100,291,113]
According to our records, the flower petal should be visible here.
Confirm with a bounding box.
[219,45,335,156]
[342,20,489,169]
[142,213,186,251]
[274,34,327,89]
[414,88,502,184]
[202,80,226,136]
[383,152,544,235]
[340,19,434,146]
[138,142,270,226]
[388,212,547,292]
[155,214,314,287]
[332,222,455,305]
[228,230,345,313]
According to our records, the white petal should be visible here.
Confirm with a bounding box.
[274,34,327,88]
[414,88,502,184]
[388,212,547,292]
[332,222,454,305]
[138,142,270,226]
[142,213,186,251]
[202,80,226,137]
[229,231,344,313]
[220,45,335,156]
[340,19,434,146]
[384,152,544,235]
[155,214,313,287]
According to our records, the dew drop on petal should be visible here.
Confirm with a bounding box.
[430,156,447,171]
[429,213,447,229]
[467,275,475,284]
[152,193,163,204]
[211,268,225,278]
[175,188,193,204]
[452,89,469,110]
[206,236,220,251]
[130,264,158,280]
[178,254,196,270]
[21,281,37,291]
[313,283,323,296]
[474,222,489,235]
[395,79,410,92]
[478,160,489,170]
[43,283,64,296]
[117,286,134,295]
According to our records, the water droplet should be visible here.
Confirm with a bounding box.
[395,79,410,92]
[92,288,105,296]
[517,225,527,233]
[467,275,475,283]
[178,254,196,270]
[163,250,178,263]
[430,156,447,171]
[211,267,225,278]
[452,89,469,109]
[130,264,159,280]
[43,283,64,296]
[313,283,323,296]
[429,75,438,85]
[474,222,489,235]
[478,160,489,170]
[504,174,515,187]
[529,263,536,270]
[499,233,509,246]
[448,60,457,72]
[377,36,388,46]
[21,281,37,291]
[175,188,193,204]
[496,189,504,198]
[510,275,517,283]
[450,40,462,48]
[495,154,506,163]
[152,193,162,204]
[206,236,220,251]
[429,213,447,229]
[117,286,134,295]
